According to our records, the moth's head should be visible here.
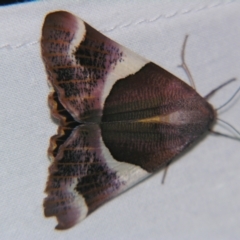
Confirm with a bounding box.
[204,78,240,140]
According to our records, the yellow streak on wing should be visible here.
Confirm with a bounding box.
[137,111,192,125]
[137,115,170,124]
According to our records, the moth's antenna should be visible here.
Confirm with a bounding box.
[178,35,196,89]
[205,80,240,140]
[210,130,240,141]
[216,86,240,110]
[204,78,236,100]
[209,118,240,141]
[217,118,240,136]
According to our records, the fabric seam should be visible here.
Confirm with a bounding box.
[0,0,236,50]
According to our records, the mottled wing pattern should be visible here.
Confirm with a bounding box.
[44,123,149,229]
[41,11,147,123]
[41,11,215,229]
[41,11,149,229]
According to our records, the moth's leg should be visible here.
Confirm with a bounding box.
[178,35,196,89]
[161,36,195,184]
[161,161,171,184]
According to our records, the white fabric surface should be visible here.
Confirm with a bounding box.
[1,0,240,239]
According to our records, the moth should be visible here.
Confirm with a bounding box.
[41,11,228,230]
